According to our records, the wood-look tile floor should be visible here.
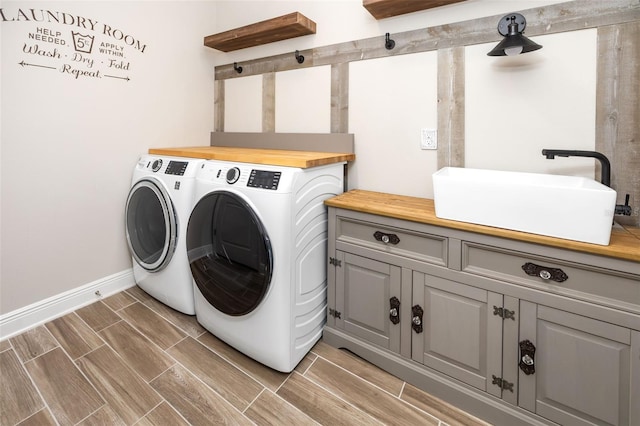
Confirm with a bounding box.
[1,286,491,426]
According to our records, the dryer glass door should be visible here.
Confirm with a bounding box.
[125,178,177,271]
[187,191,273,316]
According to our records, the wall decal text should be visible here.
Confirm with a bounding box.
[1,7,148,82]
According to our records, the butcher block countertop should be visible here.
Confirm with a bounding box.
[148,146,355,168]
[326,190,640,263]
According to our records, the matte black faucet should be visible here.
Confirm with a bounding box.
[541,149,631,216]
[541,149,611,187]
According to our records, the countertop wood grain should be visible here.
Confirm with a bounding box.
[148,146,355,168]
[325,190,640,263]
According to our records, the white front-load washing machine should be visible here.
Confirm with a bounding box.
[187,159,344,372]
[125,154,204,314]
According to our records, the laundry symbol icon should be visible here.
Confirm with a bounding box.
[72,32,95,54]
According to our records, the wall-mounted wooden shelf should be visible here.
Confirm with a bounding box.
[363,0,465,20]
[204,12,316,52]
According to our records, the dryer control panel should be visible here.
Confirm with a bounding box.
[165,161,188,176]
[247,170,282,190]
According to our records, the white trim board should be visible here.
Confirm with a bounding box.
[0,269,135,341]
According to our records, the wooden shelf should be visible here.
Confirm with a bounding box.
[363,0,465,20]
[204,12,316,52]
[148,146,354,169]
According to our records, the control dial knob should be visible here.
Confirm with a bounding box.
[226,167,240,184]
[151,159,163,172]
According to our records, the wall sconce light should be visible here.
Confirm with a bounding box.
[487,13,542,56]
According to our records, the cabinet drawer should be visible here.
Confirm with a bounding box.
[336,216,447,266]
[462,242,640,309]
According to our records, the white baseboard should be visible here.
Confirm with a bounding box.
[0,269,136,341]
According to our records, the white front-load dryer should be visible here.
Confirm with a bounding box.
[187,159,344,372]
[125,154,204,314]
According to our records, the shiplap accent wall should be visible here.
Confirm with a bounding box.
[212,0,640,226]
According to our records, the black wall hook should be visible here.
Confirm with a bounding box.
[385,33,395,50]
[295,50,305,64]
[233,62,243,74]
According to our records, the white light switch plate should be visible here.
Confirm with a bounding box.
[421,128,437,150]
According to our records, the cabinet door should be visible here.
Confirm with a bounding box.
[519,302,638,426]
[335,251,402,353]
[412,272,504,397]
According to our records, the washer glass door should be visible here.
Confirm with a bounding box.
[125,178,177,271]
[187,191,273,316]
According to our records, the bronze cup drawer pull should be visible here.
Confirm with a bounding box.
[522,262,568,283]
[374,231,400,245]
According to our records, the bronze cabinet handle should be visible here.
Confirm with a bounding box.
[522,262,568,283]
[389,296,400,324]
[373,231,400,245]
[519,340,536,375]
[411,305,424,333]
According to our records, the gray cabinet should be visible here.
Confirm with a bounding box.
[325,206,640,426]
[411,271,513,402]
[333,251,402,353]
[519,302,640,426]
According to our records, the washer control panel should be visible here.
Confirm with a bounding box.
[248,170,281,190]
[165,161,188,176]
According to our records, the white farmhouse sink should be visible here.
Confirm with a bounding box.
[432,167,617,245]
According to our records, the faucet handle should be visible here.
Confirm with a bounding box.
[615,194,632,216]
